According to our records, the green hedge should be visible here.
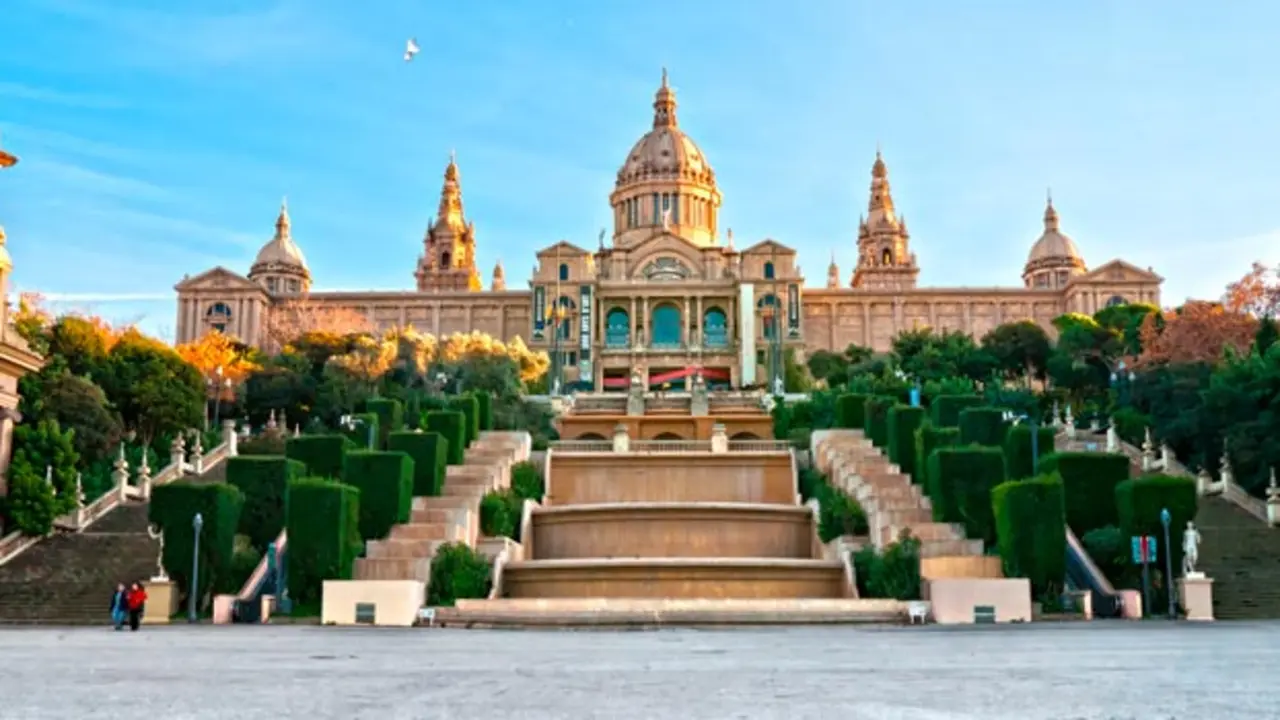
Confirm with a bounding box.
[958,406,1008,447]
[286,478,361,606]
[926,446,1005,544]
[864,396,898,449]
[341,450,414,541]
[427,542,492,607]
[835,393,870,429]
[225,456,306,552]
[339,413,379,451]
[1038,451,1130,536]
[992,473,1067,598]
[285,434,354,479]
[1116,474,1198,576]
[915,424,960,487]
[479,490,516,538]
[472,391,494,432]
[816,482,869,541]
[931,394,983,428]
[510,460,544,501]
[1004,424,1057,481]
[386,431,448,497]
[425,411,466,464]
[365,399,404,448]
[887,406,926,479]
[448,395,480,448]
[149,482,244,606]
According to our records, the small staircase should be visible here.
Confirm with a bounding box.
[1196,496,1280,620]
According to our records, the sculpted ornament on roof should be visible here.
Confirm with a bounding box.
[641,256,692,281]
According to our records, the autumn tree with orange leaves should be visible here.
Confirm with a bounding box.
[263,298,373,351]
[175,330,261,400]
[1224,261,1280,318]
[1133,301,1258,369]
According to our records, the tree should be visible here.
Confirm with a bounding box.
[1135,301,1257,369]
[892,328,993,383]
[175,330,261,399]
[1093,302,1158,357]
[264,298,373,350]
[1255,317,1279,355]
[981,321,1052,381]
[1,456,59,535]
[34,371,122,465]
[96,329,204,448]
[10,419,80,515]
[1224,262,1280,318]
[46,314,117,378]
[328,335,397,393]
[10,292,51,355]
[242,353,317,428]
[806,350,849,386]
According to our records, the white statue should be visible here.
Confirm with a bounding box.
[772,376,784,396]
[146,524,168,581]
[1182,520,1202,577]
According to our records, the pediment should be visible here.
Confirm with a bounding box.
[740,238,796,257]
[174,266,263,293]
[625,233,705,281]
[1075,259,1163,284]
[535,241,590,258]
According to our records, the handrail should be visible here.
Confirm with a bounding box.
[236,529,287,603]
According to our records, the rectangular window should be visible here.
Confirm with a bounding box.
[266,277,278,292]
[672,194,680,224]
[651,193,659,223]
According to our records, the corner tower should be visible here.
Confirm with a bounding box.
[609,70,722,248]
[416,154,482,292]
[851,150,919,290]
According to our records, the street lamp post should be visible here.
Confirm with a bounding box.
[189,512,204,623]
[548,305,567,395]
[340,414,375,450]
[1161,507,1175,618]
[209,366,231,428]
[1110,360,1136,408]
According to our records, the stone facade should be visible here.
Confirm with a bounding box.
[175,71,1161,390]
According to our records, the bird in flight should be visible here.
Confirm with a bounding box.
[404,38,420,62]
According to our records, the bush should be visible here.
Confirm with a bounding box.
[1,458,59,536]
[958,406,1008,447]
[364,399,404,448]
[864,396,898,449]
[285,478,361,606]
[1003,424,1058,481]
[426,542,492,607]
[915,424,960,487]
[1115,474,1198,576]
[386,431,448,497]
[787,426,813,450]
[1111,406,1150,447]
[857,529,922,600]
[887,406,926,479]
[341,450,414,541]
[239,434,286,456]
[510,461,544,501]
[1038,451,1130,536]
[479,490,516,538]
[816,482,869,541]
[222,535,263,595]
[1082,525,1127,583]
[930,394,983,428]
[225,456,307,551]
[149,482,244,608]
[797,467,824,502]
[926,446,1005,544]
[425,411,466,464]
[991,473,1067,598]
[835,393,870,429]
[448,395,480,448]
[285,434,354,479]
[339,412,379,451]
[472,391,494,432]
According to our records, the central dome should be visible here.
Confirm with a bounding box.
[615,70,716,188]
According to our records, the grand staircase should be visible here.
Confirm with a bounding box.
[1195,496,1280,620]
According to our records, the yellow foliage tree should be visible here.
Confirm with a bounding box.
[438,330,549,383]
[328,334,398,384]
[384,326,438,376]
[175,330,261,397]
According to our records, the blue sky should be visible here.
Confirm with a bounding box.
[1,0,1277,341]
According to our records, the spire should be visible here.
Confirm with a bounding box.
[653,68,678,129]
[1043,189,1059,232]
[275,197,290,237]
[867,149,896,219]
[826,251,839,289]
[437,154,464,225]
[492,260,506,291]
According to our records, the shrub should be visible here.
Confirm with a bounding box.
[285,478,361,606]
[1038,451,1130,536]
[930,394,983,428]
[858,529,922,600]
[787,426,813,450]
[864,396,898,449]
[149,482,244,608]
[426,542,492,607]
[225,456,307,551]
[926,446,1005,544]
[425,411,466,464]
[816,482,869,541]
[991,473,1067,598]
[238,434,286,456]
[1082,525,1127,584]
[0,458,59,536]
[835,393,870,429]
[341,450,414,541]
[221,535,263,594]
[472,391,494,432]
[339,412,379,451]
[386,431,448,497]
[887,406,926,479]
[915,424,960,487]
[510,461,544,501]
[1003,424,1058,481]
[797,467,825,502]
[958,406,1008,447]
[285,434,354,479]
[364,399,404,448]
[479,490,516,538]
[1115,474,1198,576]
[448,395,480,448]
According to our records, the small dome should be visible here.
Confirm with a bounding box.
[1026,200,1083,265]
[615,70,716,188]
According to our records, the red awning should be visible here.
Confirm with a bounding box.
[601,366,731,388]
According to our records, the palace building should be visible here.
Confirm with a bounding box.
[174,71,1162,391]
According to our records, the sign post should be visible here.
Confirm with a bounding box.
[1131,535,1158,618]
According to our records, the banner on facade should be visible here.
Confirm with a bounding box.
[787,283,801,336]
[533,286,546,338]
[579,284,592,370]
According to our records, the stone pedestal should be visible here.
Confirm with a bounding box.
[142,579,180,624]
[1179,575,1215,621]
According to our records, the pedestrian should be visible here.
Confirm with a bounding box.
[109,583,128,631]
[126,582,147,631]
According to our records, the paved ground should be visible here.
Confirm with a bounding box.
[0,622,1276,719]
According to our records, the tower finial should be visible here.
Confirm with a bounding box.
[1043,190,1060,231]
[653,68,677,128]
[275,197,291,236]
[661,67,669,88]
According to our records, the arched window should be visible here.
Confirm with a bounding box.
[881,248,892,266]
[441,251,452,268]
[605,308,630,348]
[763,262,775,280]
[757,295,780,341]
[558,263,569,281]
[206,302,233,333]
[651,303,682,347]
[703,307,728,347]
[1105,295,1127,308]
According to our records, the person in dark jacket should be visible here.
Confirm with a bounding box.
[126,582,147,631]
[110,583,128,630]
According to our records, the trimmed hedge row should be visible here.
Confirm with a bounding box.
[992,473,1067,598]
[286,478,361,606]
[342,450,414,541]
[286,434,354,479]
[149,481,245,605]
[958,406,1007,447]
[1038,451,1130,536]
[1004,424,1057,481]
[927,446,1005,544]
[426,410,467,464]
[930,394,982,428]
[387,431,448,496]
[448,395,480,448]
[225,456,306,551]
[1116,474,1198,575]
[365,398,404,448]
[427,542,491,607]
[864,396,898,449]
[473,391,494,432]
[915,424,959,487]
[835,393,870,429]
[887,405,926,480]
[340,412,379,451]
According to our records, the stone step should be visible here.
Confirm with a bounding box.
[920,555,1003,579]
[354,557,431,582]
[413,496,478,512]
[365,538,444,559]
[410,508,454,524]
[388,523,457,542]
[441,483,489,499]
[881,522,964,545]
[918,538,986,558]
[873,508,933,526]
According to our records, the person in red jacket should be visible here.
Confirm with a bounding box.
[126,582,147,631]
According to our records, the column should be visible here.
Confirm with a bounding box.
[683,295,691,345]
[862,303,871,347]
[630,296,638,343]
[929,302,937,327]
[963,301,972,333]
[827,302,835,350]
[695,295,703,341]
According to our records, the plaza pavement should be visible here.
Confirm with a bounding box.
[0,622,1275,719]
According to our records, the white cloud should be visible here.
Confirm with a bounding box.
[37,292,172,303]
[0,81,127,109]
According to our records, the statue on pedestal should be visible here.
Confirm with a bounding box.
[1182,520,1202,577]
[146,524,168,581]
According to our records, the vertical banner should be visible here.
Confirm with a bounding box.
[533,286,546,339]
[579,285,593,375]
[787,283,801,336]
[739,284,756,387]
